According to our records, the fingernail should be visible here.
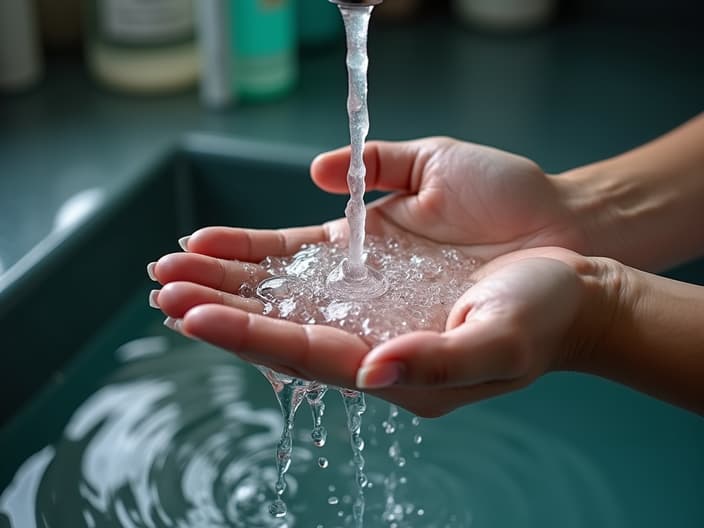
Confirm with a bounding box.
[147,262,157,281]
[163,316,183,332]
[356,361,403,389]
[178,236,190,251]
[148,290,159,309]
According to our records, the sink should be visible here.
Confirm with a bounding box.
[1,136,702,527]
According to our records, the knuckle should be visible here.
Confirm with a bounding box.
[421,363,452,387]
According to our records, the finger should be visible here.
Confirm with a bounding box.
[185,226,329,261]
[153,253,269,292]
[182,304,370,388]
[311,139,438,194]
[356,323,528,389]
[154,281,264,318]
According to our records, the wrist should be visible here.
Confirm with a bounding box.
[557,254,627,374]
[554,115,704,271]
[568,256,704,414]
[553,161,639,266]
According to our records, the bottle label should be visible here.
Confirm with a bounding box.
[98,0,193,44]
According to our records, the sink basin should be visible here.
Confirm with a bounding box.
[1,136,702,527]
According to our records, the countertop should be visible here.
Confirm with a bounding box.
[1,16,702,279]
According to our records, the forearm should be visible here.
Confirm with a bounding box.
[557,114,704,271]
[573,259,704,415]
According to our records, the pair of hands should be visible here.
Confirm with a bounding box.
[149,138,615,417]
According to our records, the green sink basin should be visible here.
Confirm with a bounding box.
[1,137,702,527]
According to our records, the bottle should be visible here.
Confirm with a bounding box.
[84,0,198,94]
[0,0,43,91]
[231,0,297,101]
[195,0,233,108]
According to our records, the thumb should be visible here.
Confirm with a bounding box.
[311,139,437,195]
[355,323,527,390]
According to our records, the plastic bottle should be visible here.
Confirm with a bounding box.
[0,0,43,91]
[195,0,233,108]
[84,0,199,94]
[231,0,297,101]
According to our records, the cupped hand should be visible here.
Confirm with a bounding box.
[148,138,606,416]
[150,233,611,417]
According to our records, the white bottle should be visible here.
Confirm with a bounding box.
[85,0,199,93]
[0,0,43,91]
[452,0,558,31]
[195,0,233,108]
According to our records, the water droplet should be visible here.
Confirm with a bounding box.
[328,496,339,505]
[414,434,423,445]
[417,508,425,516]
[411,416,421,426]
[318,457,329,469]
[312,429,327,447]
[269,499,287,518]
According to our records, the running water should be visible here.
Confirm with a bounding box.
[326,3,387,301]
[249,4,478,526]
[249,235,482,525]
[253,4,391,525]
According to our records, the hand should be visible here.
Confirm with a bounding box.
[312,138,591,261]
[149,138,603,416]
[152,243,612,417]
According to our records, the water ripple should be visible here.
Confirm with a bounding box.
[1,338,622,527]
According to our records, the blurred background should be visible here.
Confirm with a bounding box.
[0,0,703,278]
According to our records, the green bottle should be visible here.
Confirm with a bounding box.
[231,0,297,101]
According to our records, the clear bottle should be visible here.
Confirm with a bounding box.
[84,0,198,93]
[231,0,297,101]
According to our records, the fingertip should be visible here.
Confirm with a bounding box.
[356,361,403,389]
[186,227,219,254]
[311,147,352,192]
[182,304,247,344]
